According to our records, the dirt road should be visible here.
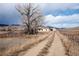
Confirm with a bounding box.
[18,30,66,56]
[47,33,66,56]
[18,32,54,56]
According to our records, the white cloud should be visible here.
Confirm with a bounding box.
[39,3,79,10]
[44,14,79,28]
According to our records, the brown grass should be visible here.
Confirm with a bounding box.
[58,29,79,56]
[0,31,51,56]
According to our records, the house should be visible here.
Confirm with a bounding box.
[38,26,50,32]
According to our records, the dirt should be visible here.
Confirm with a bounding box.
[18,32,53,56]
[47,33,66,56]
[18,30,66,56]
[0,30,67,56]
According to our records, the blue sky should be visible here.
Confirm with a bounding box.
[0,3,79,28]
[0,4,21,24]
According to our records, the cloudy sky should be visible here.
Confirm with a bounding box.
[0,3,79,28]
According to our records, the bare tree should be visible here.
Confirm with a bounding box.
[16,3,43,34]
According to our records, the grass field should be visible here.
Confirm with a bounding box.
[1,28,79,56]
[0,31,51,56]
[58,28,79,56]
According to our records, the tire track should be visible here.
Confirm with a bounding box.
[47,31,66,56]
[10,32,51,56]
[17,32,52,56]
[21,32,53,56]
[56,31,71,56]
[37,32,55,56]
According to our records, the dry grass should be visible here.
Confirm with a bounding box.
[58,29,79,56]
[0,31,51,56]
